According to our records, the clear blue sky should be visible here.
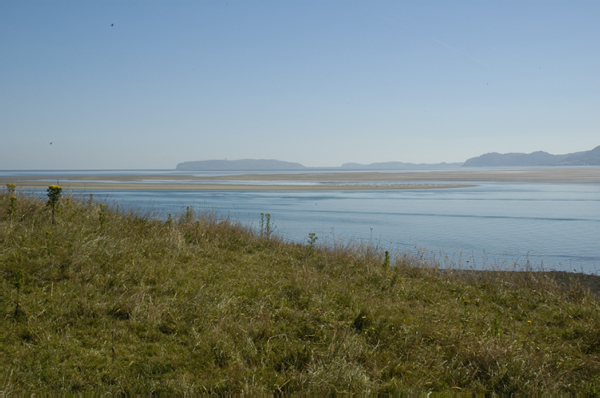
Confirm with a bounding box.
[1,0,598,169]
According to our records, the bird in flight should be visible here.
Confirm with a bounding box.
[50,142,53,145]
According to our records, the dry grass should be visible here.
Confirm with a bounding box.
[2,189,599,394]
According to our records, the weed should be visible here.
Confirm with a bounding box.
[307,232,318,250]
[260,212,272,238]
[383,250,390,268]
[46,185,62,224]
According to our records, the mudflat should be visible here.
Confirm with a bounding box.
[0,179,474,191]
[206,167,600,183]
[2,167,599,191]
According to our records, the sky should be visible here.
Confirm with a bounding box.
[1,0,599,169]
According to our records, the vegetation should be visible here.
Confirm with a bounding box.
[45,185,62,225]
[2,187,599,394]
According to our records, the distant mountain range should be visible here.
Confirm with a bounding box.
[463,146,600,167]
[176,146,600,170]
[175,159,461,171]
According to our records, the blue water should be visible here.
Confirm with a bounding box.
[72,182,600,275]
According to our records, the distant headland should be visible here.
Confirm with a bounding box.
[463,145,600,167]
[176,146,600,170]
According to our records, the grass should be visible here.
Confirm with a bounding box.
[2,189,599,394]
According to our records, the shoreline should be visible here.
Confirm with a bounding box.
[2,167,599,190]
[1,184,597,280]
[0,180,475,191]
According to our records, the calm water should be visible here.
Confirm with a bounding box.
[75,182,599,275]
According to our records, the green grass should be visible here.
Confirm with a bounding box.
[2,190,599,394]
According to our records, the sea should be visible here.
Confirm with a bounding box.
[3,168,599,275]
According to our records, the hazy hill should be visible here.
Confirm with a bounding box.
[176,159,306,171]
[177,146,599,170]
[178,159,462,171]
[560,145,600,165]
[463,146,600,167]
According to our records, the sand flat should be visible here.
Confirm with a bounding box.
[2,167,599,191]
[206,167,600,183]
[0,178,474,191]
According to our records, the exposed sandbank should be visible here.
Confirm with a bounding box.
[2,167,599,191]
[204,167,600,184]
[0,179,474,191]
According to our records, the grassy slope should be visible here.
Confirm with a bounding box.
[2,191,599,394]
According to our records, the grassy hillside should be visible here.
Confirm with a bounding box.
[2,188,599,394]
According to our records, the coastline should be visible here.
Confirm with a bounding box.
[2,170,598,278]
[0,180,475,191]
[2,167,599,190]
